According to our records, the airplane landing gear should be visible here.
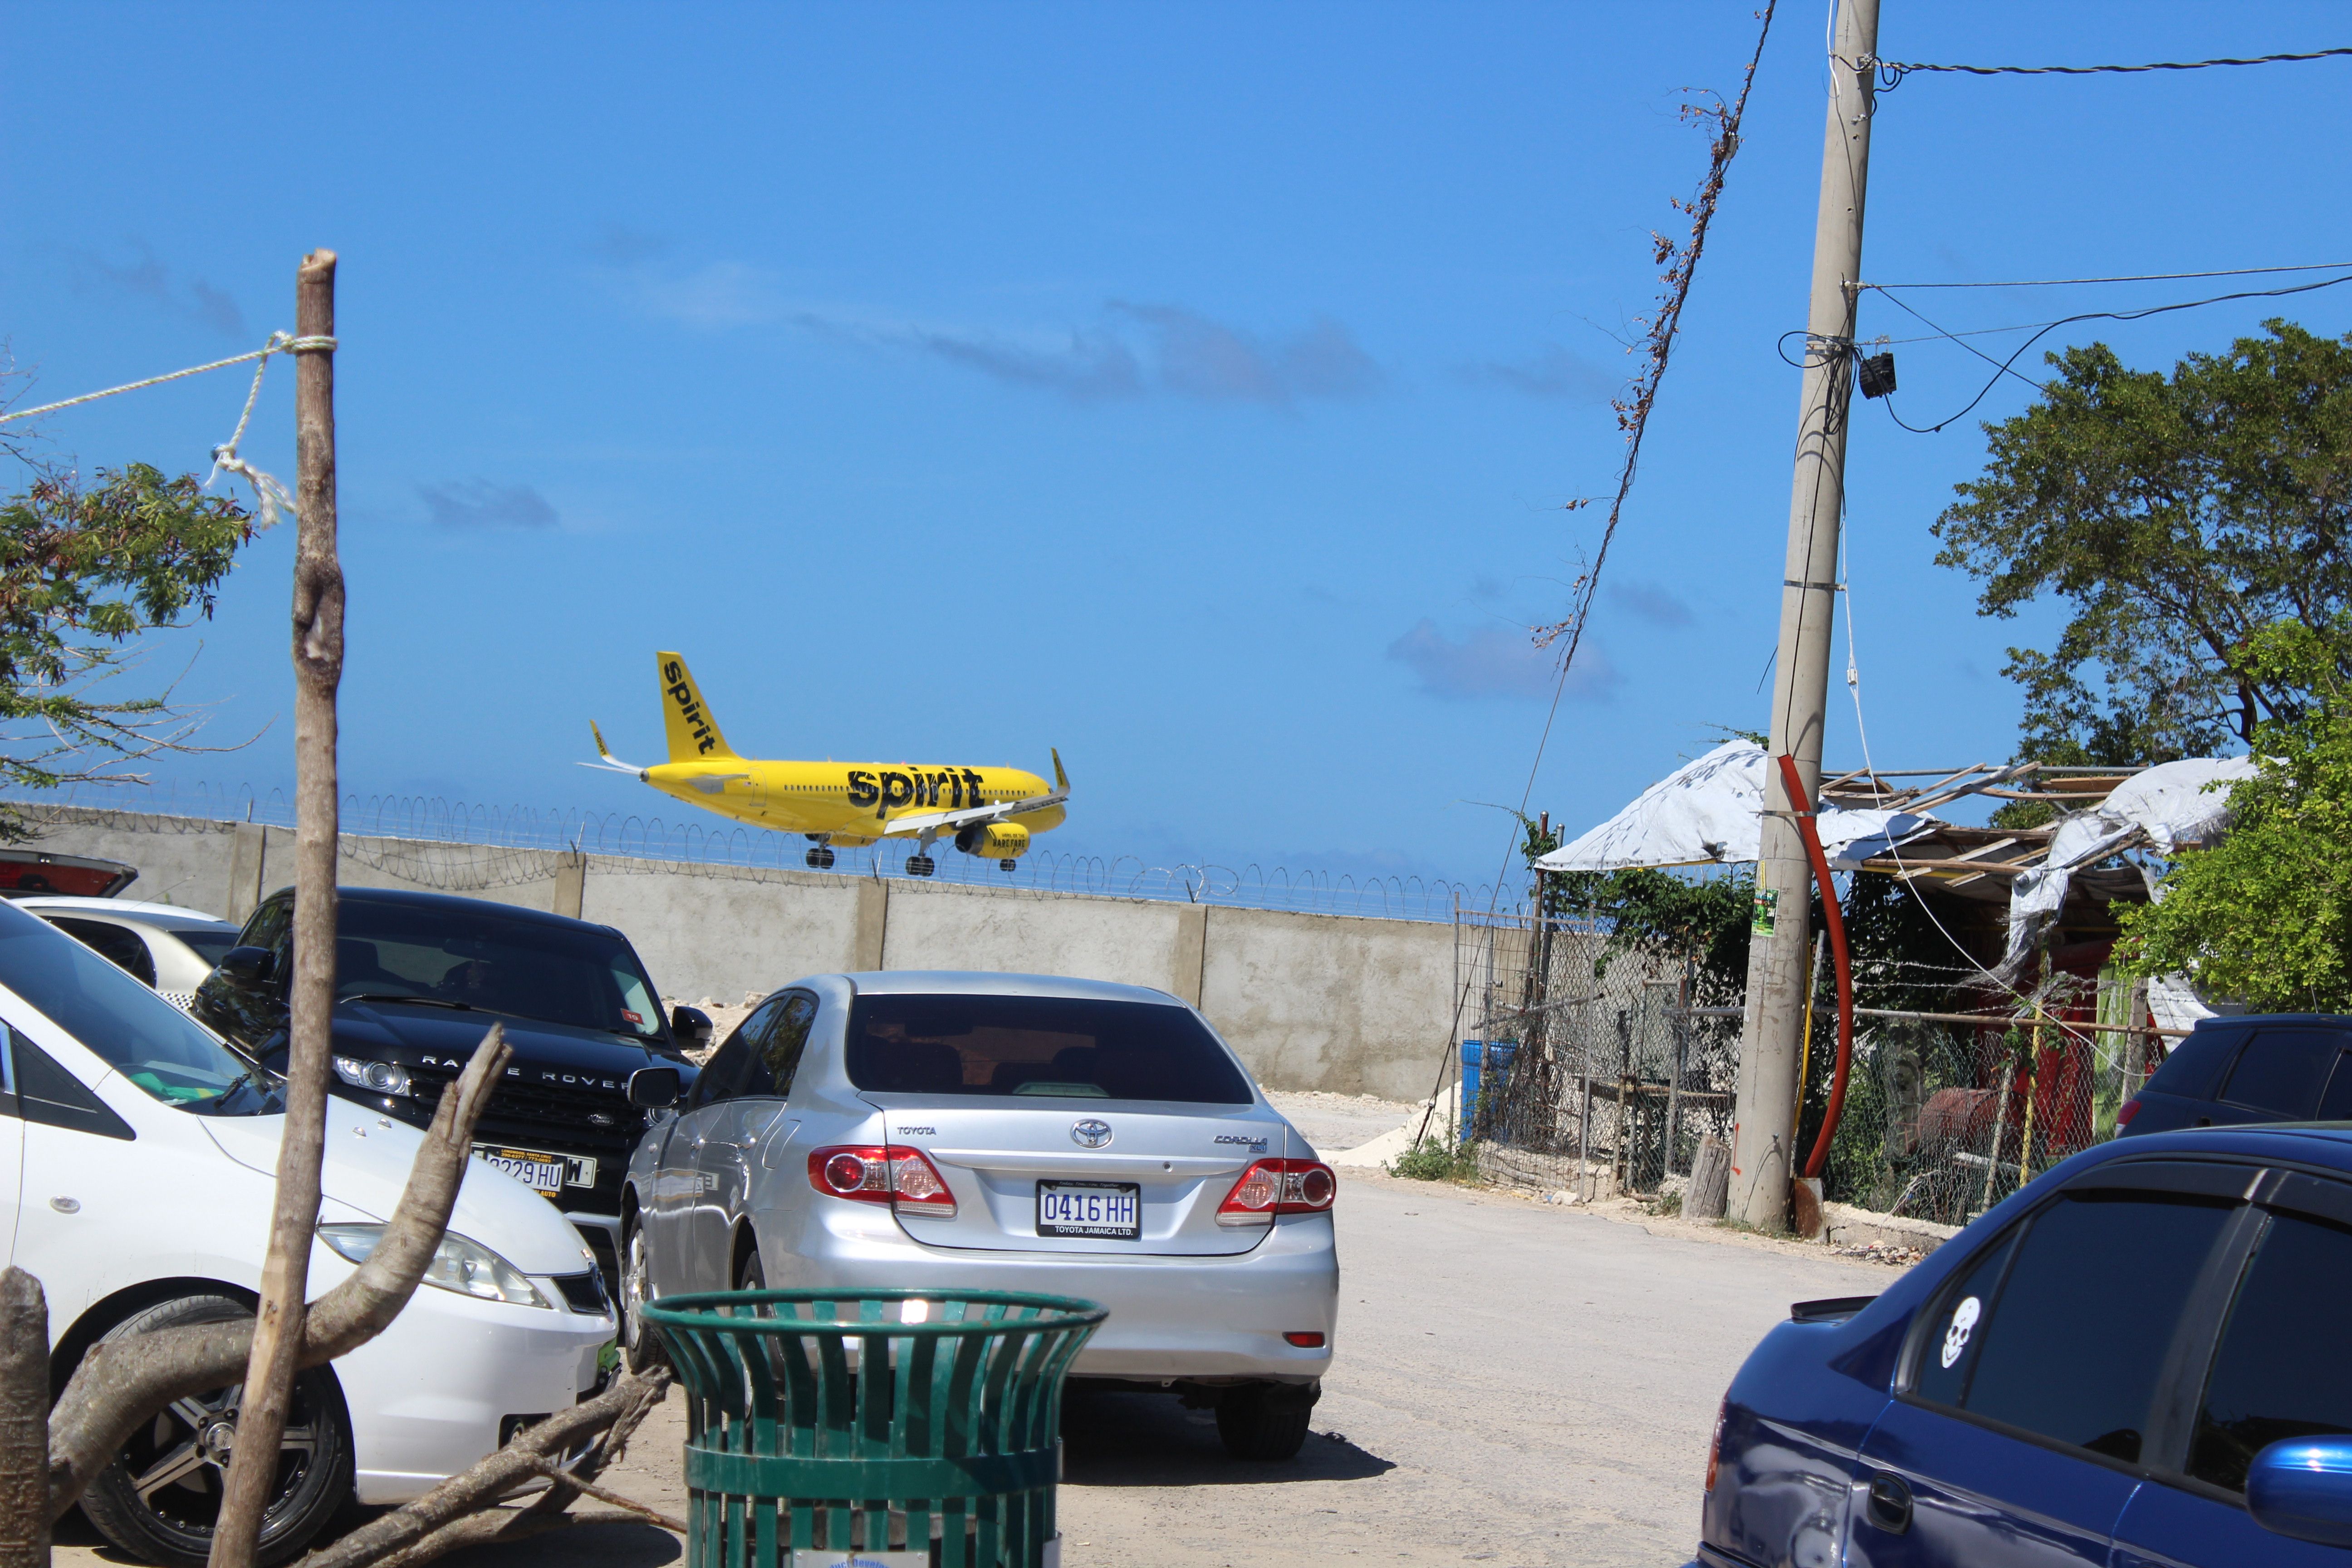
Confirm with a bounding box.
[905,855,936,878]
[999,859,1018,872]
[804,847,836,870]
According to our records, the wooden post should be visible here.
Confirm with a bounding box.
[211,250,342,1568]
[0,1270,48,1568]
[2122,977,2151,1111]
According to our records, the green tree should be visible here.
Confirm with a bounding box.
[2119,617,2352,1009]
[0,463,256,838]
[1935,321,2352,770]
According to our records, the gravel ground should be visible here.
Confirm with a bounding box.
[53,1127,1901,1568]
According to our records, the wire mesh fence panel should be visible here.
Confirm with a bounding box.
[1451,910,1740,1197]
[1450,911,2169,1218]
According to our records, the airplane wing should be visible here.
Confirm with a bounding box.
[685,774,753,794]
[887,750,1071,838]
[883,787,1068,839]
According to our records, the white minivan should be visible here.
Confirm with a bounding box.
[0,898,617,1566]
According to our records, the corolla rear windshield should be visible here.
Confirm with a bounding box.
[337,899,666,1041]
[847,993,1253,1104]
[0,902,277,1114]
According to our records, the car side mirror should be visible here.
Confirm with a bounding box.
[628,1066,682,1109]
[2249,1438,2352,1546]
[218,946,276,985]
[670,1004,714,1051]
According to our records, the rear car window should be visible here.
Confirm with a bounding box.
[847,993,1253,1104]
[1912,1192,2236,1462]
[2142,1027,2242,1101]
[2190,1211,2352,1491]
[2220,1028,2348,1116]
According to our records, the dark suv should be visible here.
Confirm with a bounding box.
[195,886,705,1282]
[2119,1014,2352,1136]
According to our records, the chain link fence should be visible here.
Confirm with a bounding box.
[1451,908,2168,1221]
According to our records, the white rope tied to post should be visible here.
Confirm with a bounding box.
[0,328,334,532]
[204,331,334,530]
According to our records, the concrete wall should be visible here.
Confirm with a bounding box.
[15,805,1459,1096]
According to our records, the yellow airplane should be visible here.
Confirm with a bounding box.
[584,652,1068,876]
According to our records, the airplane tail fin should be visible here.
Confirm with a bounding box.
[1051,747,1068,792]
[655,652,738,761]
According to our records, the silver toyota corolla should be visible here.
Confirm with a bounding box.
[621,970,1339,1459]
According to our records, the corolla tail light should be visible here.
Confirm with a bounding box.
[1216,1158,1338,1225]
[807,1145,957,1218]
[1705,1397,1727,1492]
[2116,1098,2142,1127]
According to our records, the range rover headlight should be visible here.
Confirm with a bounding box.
[318,1223,550,1309]
[332,1056,412,1097]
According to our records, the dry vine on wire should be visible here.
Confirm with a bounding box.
[1532,1,1777,668]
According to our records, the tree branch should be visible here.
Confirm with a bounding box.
[292,1370,671,1568]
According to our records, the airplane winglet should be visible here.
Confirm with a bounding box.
[1051,747,1068,792]
[581,720,648,777]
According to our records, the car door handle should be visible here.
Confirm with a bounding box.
[1866,1471,1912,1534]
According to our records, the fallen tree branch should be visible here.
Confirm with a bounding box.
[513,1455,685,1534]
[46,1023,514,1522]
[0,1272,46,1568]
[293,1369,672,1568]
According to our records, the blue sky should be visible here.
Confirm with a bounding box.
[6,2,2350,893]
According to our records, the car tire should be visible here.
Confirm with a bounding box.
[78,1293,354,1568]
[621,1219,668,1374]
[1214,1380,1318,1462]
[735,1246,766,1292]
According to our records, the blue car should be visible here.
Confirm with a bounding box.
[1695,1123,2352,1566]
[2119,1014,2352,1136]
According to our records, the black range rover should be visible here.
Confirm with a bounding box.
[194,886,705,1284]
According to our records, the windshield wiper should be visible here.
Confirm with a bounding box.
[339,993,475,1012]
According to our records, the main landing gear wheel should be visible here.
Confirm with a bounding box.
[804,847,836,870]
[79,1293,355,1568]
[999,858,1018,872]
[905,855,936,877]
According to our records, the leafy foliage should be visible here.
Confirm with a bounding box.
[0,464,255,836]
[2119,618,2352,1009]
[1386,1136,1482,1183]
[1935,322,2352,768]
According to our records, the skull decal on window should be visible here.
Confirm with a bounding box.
[1940,1295,1982,1370]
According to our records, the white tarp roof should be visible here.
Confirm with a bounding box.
[1534,740,1937,873]
[1999,755,2256,974]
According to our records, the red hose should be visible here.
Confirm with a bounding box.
[1777,754,1854,1181]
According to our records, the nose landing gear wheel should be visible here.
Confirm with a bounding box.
[804,847,835,870]
[999,858,1018,872]
[905,855,936,877]
[79,1293,354,1568]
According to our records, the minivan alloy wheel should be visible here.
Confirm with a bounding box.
[79,1293,353,1568]
[622,1221,667,1373]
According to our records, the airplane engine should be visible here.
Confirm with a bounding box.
[955,822,1030,860]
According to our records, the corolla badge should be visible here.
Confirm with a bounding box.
[1070,1118,1113,1149]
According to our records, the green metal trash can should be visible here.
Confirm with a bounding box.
[644,1288,1106,1568]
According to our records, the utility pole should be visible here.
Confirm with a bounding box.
[1727,0,1879,1230]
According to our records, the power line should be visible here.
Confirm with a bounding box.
[1869,45,2352,90]
[1863,271,2352,434]
[1865,261,2352,291]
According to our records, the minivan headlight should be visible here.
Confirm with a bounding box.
[317,1223,550,1308]
[332,1056,412,1097]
